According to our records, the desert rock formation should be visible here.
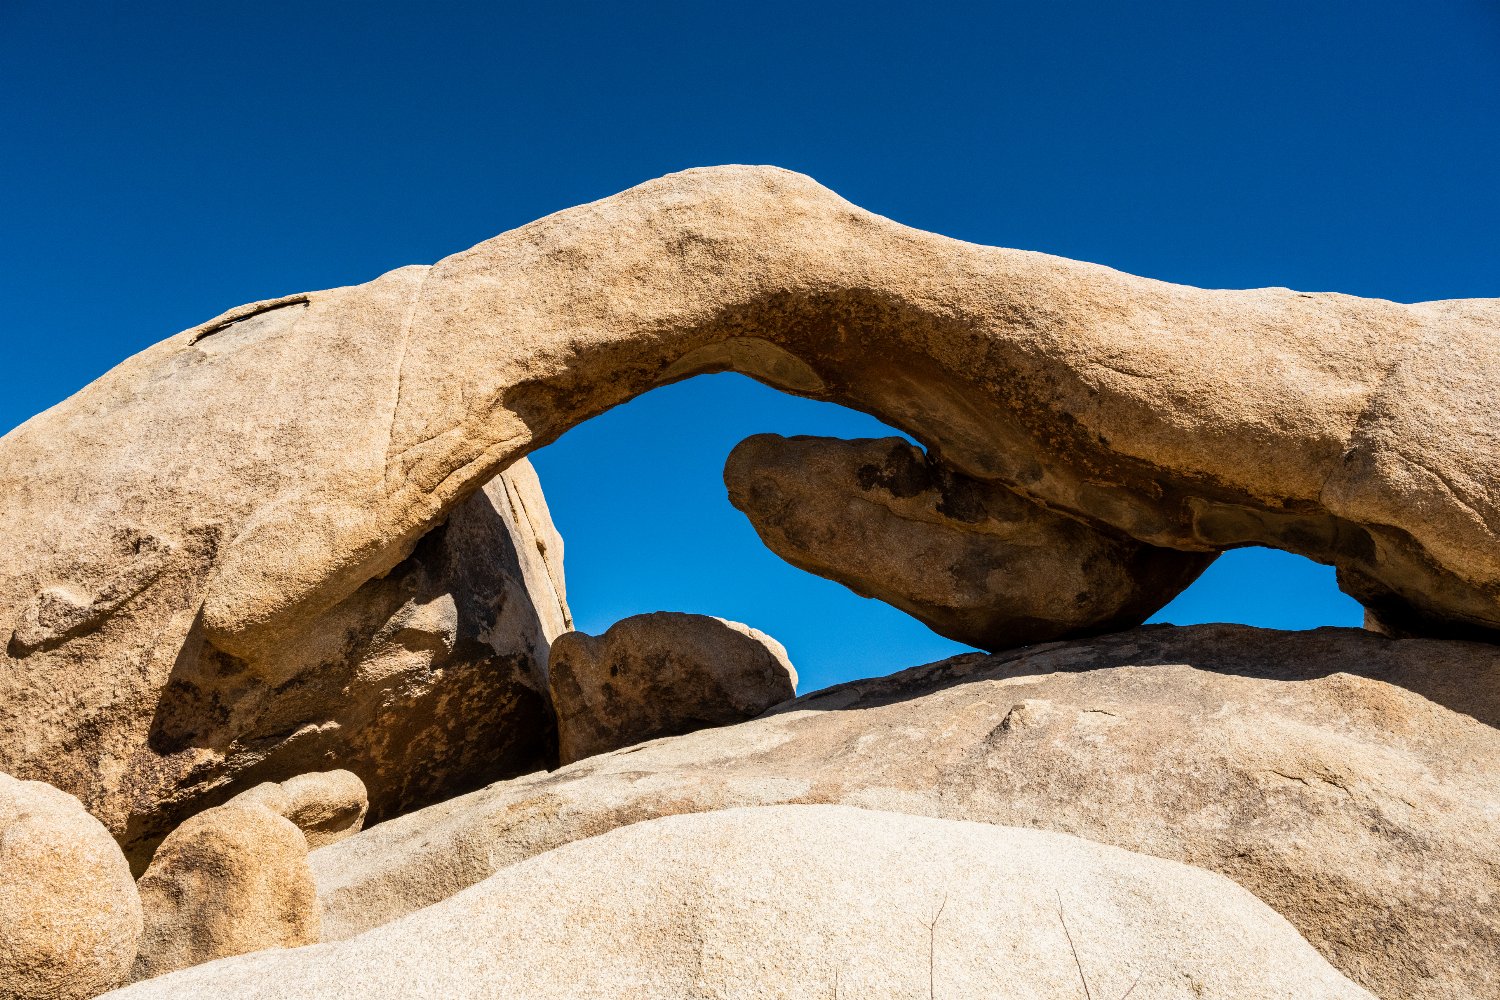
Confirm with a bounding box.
[725,433,1215,649]
[2,165,1498,858]
[0,773,142,1000]
[104,805,1375,1000]
[548,612,797,763]
[1,462,567,865]
[311,624,1500,1000]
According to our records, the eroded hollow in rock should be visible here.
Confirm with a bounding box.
[117,466,570,869]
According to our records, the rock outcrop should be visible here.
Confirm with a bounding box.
[131,801,320,982]
[725,433,1215,649]
[233,770,368,849]
[548,612,796,764]
[1,461,567,866]
[310,624,1500,1000]
[0,773,142,1000]
[103,805,1375,1000]
[2,164,1498,861]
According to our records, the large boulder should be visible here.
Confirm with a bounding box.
[102,805,1374,1000]
[2,164,1498,857]
[310,624,1500,1000]
[725,433,1214,649]
[548,612,797,764]
[131,800,320,982]
[0,773,142,1000]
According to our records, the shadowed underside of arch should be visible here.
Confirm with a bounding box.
[1,164,1496,850]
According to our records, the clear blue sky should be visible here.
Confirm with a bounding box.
[3,3,1496,690]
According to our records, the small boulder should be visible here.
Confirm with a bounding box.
[724,433,1216,650]
[547,612,796,765]
[130,802,319,982]
[0,772,142,1000]
[234,770,368,849]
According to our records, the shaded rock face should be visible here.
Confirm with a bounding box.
[0,773,142,1000]
[2,164,1498,863]
[0,461,568,869]
[310,624,1500,1000]
[725,433,1216,650]
[131,467,568,865]
[103,806,1375,1000]
[131,801,319,983]
[547,612,797,764]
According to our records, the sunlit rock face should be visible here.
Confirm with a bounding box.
[1,164,1497,860]
[130,798,320,983]
[0,771,143,1000]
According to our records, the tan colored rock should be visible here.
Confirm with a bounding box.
[2,164,1497,858]
[233,770,367,849]
[102,805,1374,1000]
[548,612,796,764]
[0,773,142,1000]
[726,433,1215,650]
[311,624,1500,1000]
[0,461,566,867]
[131,802,319,982]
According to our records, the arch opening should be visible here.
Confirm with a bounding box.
[527,372,1367,694]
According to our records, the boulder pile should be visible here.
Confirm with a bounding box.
[0,167,1494,999]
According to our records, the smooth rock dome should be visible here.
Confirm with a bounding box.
[103,805,1376,1000]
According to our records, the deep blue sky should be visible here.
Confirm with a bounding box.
[3,3,1496,690]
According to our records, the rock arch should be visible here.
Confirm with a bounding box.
[1,164,1495,851]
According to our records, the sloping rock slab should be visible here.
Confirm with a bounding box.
[311,624,1500,1000]
[105,805,1374,1000]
